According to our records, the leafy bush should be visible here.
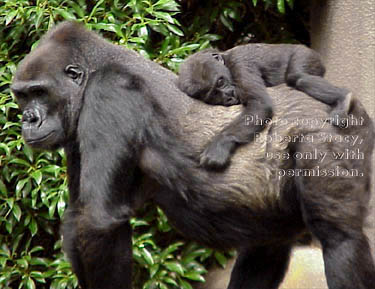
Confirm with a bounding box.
[0,0,307,288]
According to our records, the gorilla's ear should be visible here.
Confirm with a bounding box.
[65,64,85,85]
[212,53,224,64]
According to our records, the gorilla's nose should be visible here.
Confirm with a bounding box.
[22,109,41,126]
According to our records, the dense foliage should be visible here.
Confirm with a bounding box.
[0,0,308,288]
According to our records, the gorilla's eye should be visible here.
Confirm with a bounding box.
[212,53,224,64]
[15,91,27,100]
[217,77,225,88]
[65,65,83,83]
[31,87,45,97]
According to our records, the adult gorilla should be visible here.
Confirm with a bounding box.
[11,22,375,289]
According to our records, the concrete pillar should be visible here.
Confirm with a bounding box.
[310,0,375,258]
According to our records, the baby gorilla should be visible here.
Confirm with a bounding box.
[177,44,351,169]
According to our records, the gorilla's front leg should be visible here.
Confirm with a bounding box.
[63,205,133,289]
[75,211,133,289]
[61,207,89,289]
[227,245,291,289]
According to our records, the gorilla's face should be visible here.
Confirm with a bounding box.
[11,42,86,149]
[177,50,240,106]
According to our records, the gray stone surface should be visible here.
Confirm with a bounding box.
[311,0,375,259]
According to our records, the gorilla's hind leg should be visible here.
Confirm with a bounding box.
[285,47,351,127]
[298,177,375,289]
[227,245,291,289]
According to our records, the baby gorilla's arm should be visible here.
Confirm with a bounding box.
[200,68,273,169]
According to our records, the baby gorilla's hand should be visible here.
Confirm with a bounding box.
[199,136,235,170]
[223,96,240,107]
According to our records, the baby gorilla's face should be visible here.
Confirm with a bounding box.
[202,59,239,106]
[178,51,240,106]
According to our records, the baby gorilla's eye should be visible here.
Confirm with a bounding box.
[216,77,225,88]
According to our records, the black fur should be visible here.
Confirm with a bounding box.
[177,45,351,169]
[11,22,375,289]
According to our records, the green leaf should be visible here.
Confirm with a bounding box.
[154,11,175,24]
[41,165,61,176]
[165,23,184,36]
[31,170,42,185]
[149,264,159,278]
[35,8,44,30]
[164,261,184,275]
[5,10,18,26]
[161,242,184,260]
[11,233,24,255]
[5,220,13,234]
[184,271,205,282]
[168,44,200,55]
[89,0,105,18]
[220,14,234,32]
[6,198,14,209]
[0,143,10,156]
[23,144,34,163]
[252,0,258,6]
[179,278,193,289]
[91,23,117,34]
[130,218,149,228]
[154,0,180,11]
[54,8,76,21]
[29,218,38,236]
[69,1,85,18]
[214,251,228,268]
[25,277,36,289]
[29,258,48,267]
[30,246,44,254]
[163,277,178,286]
[12,204,22,222]
[202,34,222,41]
[141,248,154,266]
[57,194,66,218]
[182,248,209,264]
[49,198,58,218]
[0,179,8,195]
[9,158,31,167]
[30,271,45,283]
[142,279,156,289]
[277,0,286,13]
[16,258,28,268]
[16,178,29,195]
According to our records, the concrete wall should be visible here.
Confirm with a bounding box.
[311,0,375,258]
[311,0,375,115]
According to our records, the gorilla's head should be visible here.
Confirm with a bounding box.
[177,49,240,106]
[11,22,88,149]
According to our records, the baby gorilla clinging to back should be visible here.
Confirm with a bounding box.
[177,44,351,169]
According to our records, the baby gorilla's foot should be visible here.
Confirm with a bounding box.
[329,92,352,128]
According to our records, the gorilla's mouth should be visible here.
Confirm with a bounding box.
[24,131,55,145]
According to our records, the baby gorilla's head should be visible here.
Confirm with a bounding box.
[177,49,240,106]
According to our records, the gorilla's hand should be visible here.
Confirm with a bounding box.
[199,135,235,169]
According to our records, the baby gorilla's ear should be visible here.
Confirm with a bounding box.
[212,53,224,64]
